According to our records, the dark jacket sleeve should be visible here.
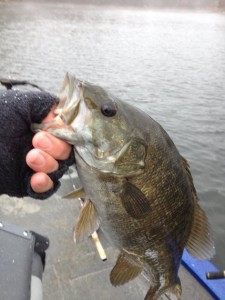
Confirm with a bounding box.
[0,90,74,199]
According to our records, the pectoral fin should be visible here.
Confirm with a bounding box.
[110,252,143,286]
[63,187,85,199]
[120,182,151,219]
[74,200,100,243]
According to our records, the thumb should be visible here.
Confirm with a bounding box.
[0,90,58,138]
[26,91,59,123]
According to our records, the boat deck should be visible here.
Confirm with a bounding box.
[0,173,214,300]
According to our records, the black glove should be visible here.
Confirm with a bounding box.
[0,89,74,199]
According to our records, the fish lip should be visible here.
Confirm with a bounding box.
[32,80,83,135]
[55,78,83,126]
[31,115,66,133]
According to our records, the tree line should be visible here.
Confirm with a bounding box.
[7,0,225,9]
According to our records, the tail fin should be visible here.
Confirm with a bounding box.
[144,278,182,300]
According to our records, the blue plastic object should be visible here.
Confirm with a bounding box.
[182,249,225,300]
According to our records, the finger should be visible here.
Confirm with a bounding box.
[30,172,54,193]
[32,131,72,160]
[26,148,59,173]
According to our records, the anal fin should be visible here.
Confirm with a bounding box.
[110,252,143,286]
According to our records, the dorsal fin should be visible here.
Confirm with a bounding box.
[181,156,215,259]
[181,156,197,198]
[186,203,215,260]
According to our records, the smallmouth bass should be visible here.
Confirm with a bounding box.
[33,73,215,300]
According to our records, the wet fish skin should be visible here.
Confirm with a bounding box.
[33,74,215,300]
[73,105,191,300]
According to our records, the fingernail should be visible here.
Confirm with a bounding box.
[38,136,52,150]
[33,153,45,166]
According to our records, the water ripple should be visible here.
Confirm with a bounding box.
[0,2,224,267]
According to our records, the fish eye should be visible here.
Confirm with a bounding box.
[101,102,117,117]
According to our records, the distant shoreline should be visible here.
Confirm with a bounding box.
[0,0,224,13]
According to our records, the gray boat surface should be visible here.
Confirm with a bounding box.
[0,169,221,300]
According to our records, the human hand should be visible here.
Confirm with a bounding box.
[26,131,72,193]
[0,90,74,199]
[26,106,72,193]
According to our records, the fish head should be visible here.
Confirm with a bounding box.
[34,73,147,176]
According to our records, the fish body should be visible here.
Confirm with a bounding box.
[34,74,215,300]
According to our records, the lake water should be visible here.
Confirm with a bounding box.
[0,2,224,268]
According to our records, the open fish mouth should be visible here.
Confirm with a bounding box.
[55,74,83,126]
[32,74,92,145]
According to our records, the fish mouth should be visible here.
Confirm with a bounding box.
[32,74,92,143]
[55,76,83,127]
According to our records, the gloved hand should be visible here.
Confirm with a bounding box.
[0,89,74,199]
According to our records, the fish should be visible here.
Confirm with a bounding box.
[32,73,215,300]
